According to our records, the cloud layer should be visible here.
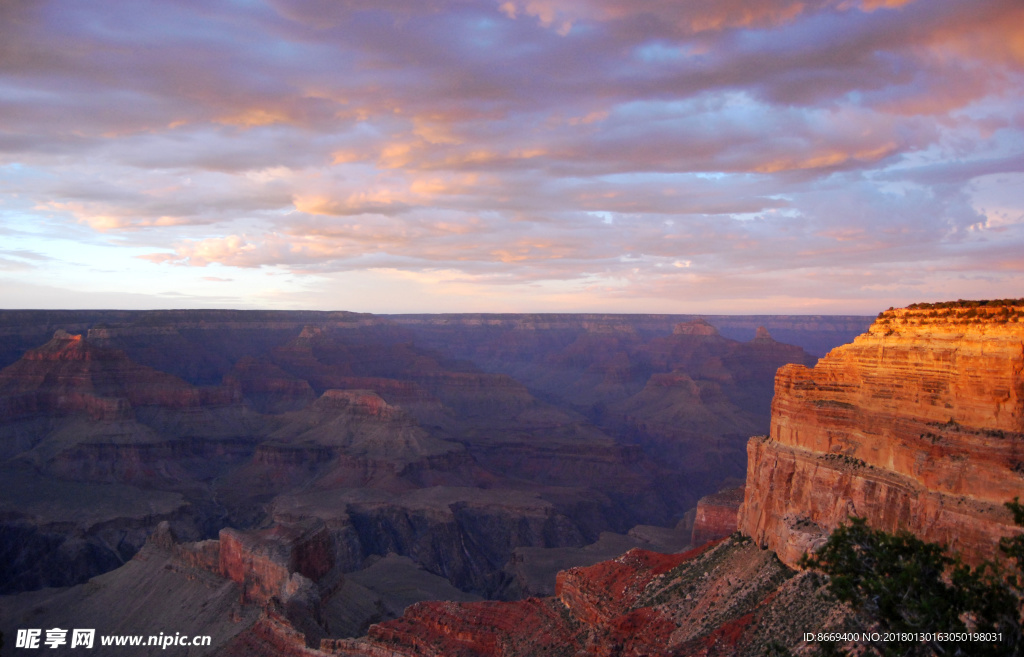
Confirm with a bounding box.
[1,0,1022,312]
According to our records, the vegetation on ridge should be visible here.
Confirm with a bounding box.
[905,299,1024,310]
[875,299,1024,324]
[799,499,1024,656]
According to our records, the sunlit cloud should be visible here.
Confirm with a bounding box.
[0,0,1022,313]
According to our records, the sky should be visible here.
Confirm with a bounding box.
[1,0,1022,314]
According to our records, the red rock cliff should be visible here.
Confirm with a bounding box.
[323,536,848,657]
[739,301,1024,566]
[691,486,744,547]
[220,520,334,604]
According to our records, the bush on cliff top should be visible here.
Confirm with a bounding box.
[877,299,1023,323]
[800,499,1024,657]
[904,299,1024,311]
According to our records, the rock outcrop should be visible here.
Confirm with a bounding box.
[325,536,849,656]
[691,486,744,547]
[0,533,263,656]
[673,318,720,336]
[0,466,198,593]
[0,330,239,422]
[313,301,1024,657]
[219,520,335,605]
[751,326,774,343]
[739,301,1024,566]
[270,486,612,596]
[0,329,257,486]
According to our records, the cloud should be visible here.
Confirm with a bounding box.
[0,248,51,262]
[1,0,1023,312]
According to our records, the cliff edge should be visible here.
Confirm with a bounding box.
[739,300,1024,567]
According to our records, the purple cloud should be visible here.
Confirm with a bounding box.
[1,0,1022,312]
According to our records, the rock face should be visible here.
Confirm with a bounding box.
[0,531,265,656]
[0,477,193,594]
[220,520,335,605]
[752,326,774,343]
[739,301,1024,567]
[691,486,744,547]
[325,536,850,657]
[312,301,1024,657]
[270,486,611,596]
[673,318,719,336]
[0,330,239,422]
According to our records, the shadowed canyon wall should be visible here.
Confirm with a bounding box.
[0,308,870,657]
[0,309,845,604]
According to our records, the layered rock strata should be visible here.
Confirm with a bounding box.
[0,529,263,656]
[220,520,335,605]
[739,302,1024,566]
[324,536,849,656]
[691,486,744,547]
[0,330,239,422]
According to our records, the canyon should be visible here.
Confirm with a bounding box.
[0,310,844,642]
[306,300,1024,656]
[18,305,1020,655]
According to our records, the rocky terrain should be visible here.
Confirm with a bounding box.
[234,535,847,657]
[0,308,845,653]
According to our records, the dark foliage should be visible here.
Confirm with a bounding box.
[800,506,1024,657]
[905,299,1024,310]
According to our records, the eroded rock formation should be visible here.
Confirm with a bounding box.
[691,486,744,547]
[311,301,1024,656]
[739,301,1024,566]
[325,536,848,657]
[220,520,335,605]
[0,330,240,422]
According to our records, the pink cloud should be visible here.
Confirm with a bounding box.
[3,0,1023,311]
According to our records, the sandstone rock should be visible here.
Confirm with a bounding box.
[500,525,692,598]
[217,610,326,657]
[691,486,744,547]
[752,326,774,343]
[0,330,257,489]
[556,547,690,625]
[219,520,335,605]
[0,330,240,419]
[267,389,460,463]
[673,319,720,336]
[0,309,869,650]
[739,301,1024,566]
[324,596,579,657]
[173,538,222,574]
